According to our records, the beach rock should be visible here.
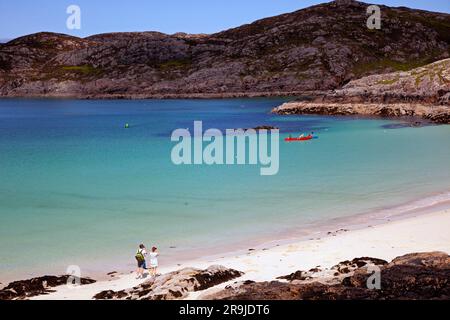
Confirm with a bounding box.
[330,257,388,275]
[389,251,450,269]
[93,289,129,300]
[340,252,450,299]
[204,252,449,300]
[327,229,349,236]
[94,265,243,300]
[0,275,96,300]
[277,271,306,281]
[275,256,387,286]
[202,280,380,300]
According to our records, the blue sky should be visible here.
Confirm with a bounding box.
[1,0,449,40]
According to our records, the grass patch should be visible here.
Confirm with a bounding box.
[377,77,399,85]
[156,59,192,71]
[61,65,103,76]
[33,64,104,82]
[415,75,423,87]
[353,58,428,77]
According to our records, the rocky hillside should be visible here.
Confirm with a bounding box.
[324,58,450,104]
[272,59,450,123]
[0,0,449,98]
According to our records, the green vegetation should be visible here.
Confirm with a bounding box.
[156,59,192,71]
[32,64,104,82]
[415,75,423,87]
[61,65,103,76]
[412,61,450,87]
[353,58,429,77]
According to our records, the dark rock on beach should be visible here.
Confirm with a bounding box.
[94,265,243,300]
[331,257,388,273]
[0,275,96,300]
[277,270,307,281]
[93,289,129,300]
[203,252,449,300]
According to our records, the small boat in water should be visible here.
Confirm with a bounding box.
[285,135,315,142]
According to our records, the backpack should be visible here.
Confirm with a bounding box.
[135,249,145,263]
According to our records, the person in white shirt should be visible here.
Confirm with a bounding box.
[148,246,159,277]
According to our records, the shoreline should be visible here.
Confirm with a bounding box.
[1,189,449,286]
[0,190,447,299]
[27,204,450,300]
[0,91,313,100]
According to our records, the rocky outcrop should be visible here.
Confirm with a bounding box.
[203,252,450,300]
[252,126,279,130]
[93,265,243,300]
[272,59,450,124]
[323,59,450,105]
[0,275,96,300]
[331,257,388,274]
[273,101,450,124]
[0,1,449,98]
[275,256,387,284]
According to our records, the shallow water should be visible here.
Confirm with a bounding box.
[0,98,449,281]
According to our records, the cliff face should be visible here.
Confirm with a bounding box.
[1,0,450,98]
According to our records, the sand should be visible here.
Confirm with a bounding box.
[30,207,450,300]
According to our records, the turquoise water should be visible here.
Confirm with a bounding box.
[0,98,449,281]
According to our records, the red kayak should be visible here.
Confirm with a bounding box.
[285,135,313,142]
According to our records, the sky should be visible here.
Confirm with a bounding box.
[0,0,449,40]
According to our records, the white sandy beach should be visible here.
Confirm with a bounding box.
[30,207,450,300]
